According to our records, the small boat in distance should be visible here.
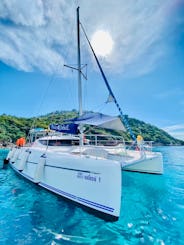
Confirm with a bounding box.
[6,7,163,221]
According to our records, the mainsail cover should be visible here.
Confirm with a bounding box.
[66,112,126,131]
[50,123,78,134]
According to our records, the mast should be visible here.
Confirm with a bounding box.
[77,7,84,146]
[77,7,82,116]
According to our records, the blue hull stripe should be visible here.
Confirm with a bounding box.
[40,182,114,213]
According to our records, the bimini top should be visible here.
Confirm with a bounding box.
[67,112,126,131]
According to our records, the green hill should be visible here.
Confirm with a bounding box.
[0,111,183,146]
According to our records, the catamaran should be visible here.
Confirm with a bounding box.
[6,7,163,221]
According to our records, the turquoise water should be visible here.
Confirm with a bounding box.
[0,147,184,244]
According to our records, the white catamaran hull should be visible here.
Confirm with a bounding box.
[122,150,163,174]
[7,147,122,221]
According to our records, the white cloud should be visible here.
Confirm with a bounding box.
[163,124,184,140]
[0,0,45,27]
[164,124,184,131]
[0,0,175,76]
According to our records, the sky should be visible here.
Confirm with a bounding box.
[0,0,184,139]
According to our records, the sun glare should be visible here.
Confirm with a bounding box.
[91,30,113,57]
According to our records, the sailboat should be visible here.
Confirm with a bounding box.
[6,7,163,221]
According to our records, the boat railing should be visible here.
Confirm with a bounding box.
[81,134,127,157]
[142,141,153,152]
[26,131,153,154]
[85,134,125,147]
[126,140,153,152]
[84,135,152,151]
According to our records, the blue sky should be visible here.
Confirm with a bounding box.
[0,0,184,139]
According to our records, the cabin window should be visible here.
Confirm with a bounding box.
[39,139,79,146]
[39,140,48,145]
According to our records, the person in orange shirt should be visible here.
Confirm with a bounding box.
[16,137,26,147]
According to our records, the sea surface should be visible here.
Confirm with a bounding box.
[0,146,184,245]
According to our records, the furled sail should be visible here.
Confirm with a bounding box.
[66,112,126,131]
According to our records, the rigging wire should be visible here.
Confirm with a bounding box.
[30,63,61,131]
[30,3,77,131]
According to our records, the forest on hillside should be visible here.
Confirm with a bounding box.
[0,111,183,146]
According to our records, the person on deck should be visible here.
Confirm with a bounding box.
[16,137,26,147]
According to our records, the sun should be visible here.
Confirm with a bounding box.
[91,30,113,57]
